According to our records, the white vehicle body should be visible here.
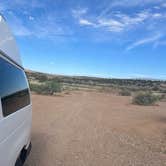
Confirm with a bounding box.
[0,15,32,166]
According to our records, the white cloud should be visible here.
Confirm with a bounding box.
[0,3,8,11]
[74,7,165,34]
[7,13,32,36]
[77,15,125,32]
[116,11,150,26]
[13,26,32,36]
[162,3,166,7]
[98,19,124,32]
[110,0,165,8]
[97,0,165,19]
[79,19,95,26]
[153,40,166,48]
[153,13,162,18]
[126,34,162,50]
[1,0,166,43]
[154,6,160,9]
[29,16,34,21]
[98,19,123,27]
[96,0,165,20]
[5,11,72,38]
[0,0,45,10]
[49,61,55,65]
[72,8,88,18]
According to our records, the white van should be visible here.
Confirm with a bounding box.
[0,15,32,166]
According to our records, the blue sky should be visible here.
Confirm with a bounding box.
[0,0,166,79]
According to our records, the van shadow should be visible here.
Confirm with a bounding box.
[24,132,48,166]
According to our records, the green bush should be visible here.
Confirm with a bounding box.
[34,73,48,82]
[45,81,62,95]
[132,92,159,106]
[152,85,160,91]
[30,81,62,95]
[119,89,131,96]
[159,94,166,101]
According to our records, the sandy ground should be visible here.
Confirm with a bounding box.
[25,91,166,166]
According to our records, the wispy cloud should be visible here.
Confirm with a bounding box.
[79,19,95,26]
[87,0,166,34]
[7,12,32,36]
[29,16,34,21]
[49,61,55,65]
[97,0,165,19]
[0,0,45,11]
[1,0,166,45]
[7,13,72,38]
[98,19,124,32]
[153,40,166,48]
[162,3,166,7]
[110,0,165,8]
[97,11,150,32]
[72,8,88,18]
[73,9,165,33]
[126,33,162,50]
[0,1,73,39]
[119,11,150,25]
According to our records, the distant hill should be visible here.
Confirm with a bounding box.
[26,70,166,94]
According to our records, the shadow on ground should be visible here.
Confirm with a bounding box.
[24,132,48,166]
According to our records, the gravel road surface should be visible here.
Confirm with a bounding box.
[25,91,166,166]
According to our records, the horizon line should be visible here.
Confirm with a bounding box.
[25,69,166,81]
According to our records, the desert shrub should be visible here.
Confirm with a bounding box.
[152,85,160,91]
[119,89,131,96]
[27,73,48,82]
[29,83,44,93]
[44,81,62,95]
[34,74,48,82]
[30,81,62,95]
[162,90,166,93]
[158,94,166,101]
[132,92,159,106]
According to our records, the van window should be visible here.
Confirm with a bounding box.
[0,56,30,117]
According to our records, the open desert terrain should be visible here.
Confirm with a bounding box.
[25,91,166,166]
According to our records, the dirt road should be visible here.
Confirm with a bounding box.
[25,91,166,166]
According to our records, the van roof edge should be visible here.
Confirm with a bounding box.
[0,13,6,21]
[0,49,24,70]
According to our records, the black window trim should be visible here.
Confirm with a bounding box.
[0,51,31,117]
[1,89,31,117]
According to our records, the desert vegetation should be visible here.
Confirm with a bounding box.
[30,81,61,95]
[119,89,131,96]
[26,70,166,105]
[132,92,160,106]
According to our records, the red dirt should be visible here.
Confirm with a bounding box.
[25,91,166,166]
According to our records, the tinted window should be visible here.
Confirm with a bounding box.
[0,56,30,117]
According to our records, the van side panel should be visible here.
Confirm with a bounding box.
[0,56,32,165]
[0,105,32,166]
